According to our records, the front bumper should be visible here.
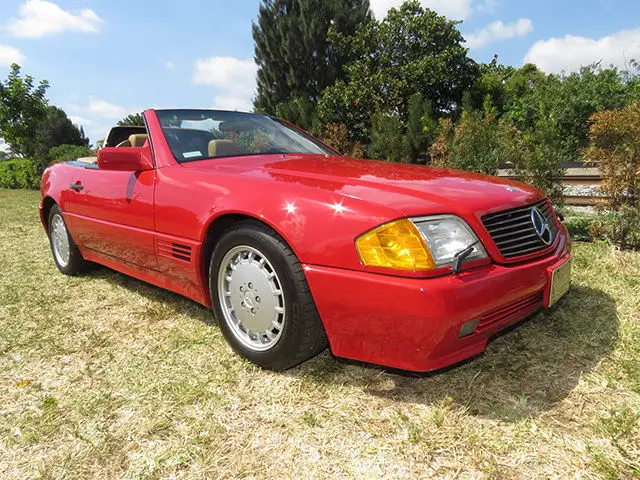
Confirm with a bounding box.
[304,225,571,372]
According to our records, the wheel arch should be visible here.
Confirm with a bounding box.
[200,211,302,288]
[41,196,57,234]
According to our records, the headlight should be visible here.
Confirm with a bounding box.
[356,216,487,272]
[355,219,436,270]
[412,215,487,266]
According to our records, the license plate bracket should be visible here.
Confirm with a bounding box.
[545,256,572,307]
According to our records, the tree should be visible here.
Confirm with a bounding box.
[583,101,640,248]
[252,0,371,115]
[464,55,515,115]
[502,63,637,163]
[317,1,477,142]
[118,113,144,126]
[404,93,435,163]
[33,106,89,169]
[368,111,405,162]
[321,123,365,158]
[0,64,49,157]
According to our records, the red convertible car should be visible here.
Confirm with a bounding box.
[40,109,572,371]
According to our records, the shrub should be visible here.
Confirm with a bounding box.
[511,112,565,207]
[430,100,565,205]
[367,111,406,162]
[321,124,365,158]
[583,101,640,249]
[0,158,40,189]
[47,144,92,165]
[430,103,528,176]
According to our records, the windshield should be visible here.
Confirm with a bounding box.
[155,109,335,163]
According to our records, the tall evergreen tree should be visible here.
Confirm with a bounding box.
[34,106,89,170]
[253,0,371,116]
[35,106,89,153]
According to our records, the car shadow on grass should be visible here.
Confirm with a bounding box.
[83,268,216,326]
[295,285,619,422]
[86,267,618,423]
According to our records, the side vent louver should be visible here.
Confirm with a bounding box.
[158,240,192,263]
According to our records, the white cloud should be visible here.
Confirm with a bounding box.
[524,27,640,74]
[64,99,139,145]
[0,45,25,66]
[68,115,93,127]
[370,0,474,20]
[465,18,533,49]
[476,0,498,13]
[164,61,176,70]
[87,98,130,119]
[6,0,104,38]
[193,56,257,112]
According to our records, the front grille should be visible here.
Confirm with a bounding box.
[482,200,558,258]
[476,290,543,335]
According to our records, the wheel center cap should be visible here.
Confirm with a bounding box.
[243,291,254,309]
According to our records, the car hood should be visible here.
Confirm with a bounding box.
[181,153,543,218]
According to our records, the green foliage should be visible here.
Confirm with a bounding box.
[117,113,144,126]
[321,123,365,158]
[33,106,89,171]
[504,64,636,163]
[465,55,516,114]
[0,64,49,157]
[368,111,405,162]
[583,101,640,249]
[512,111,566,206]
[253,0,371,115]
[318,1,476,141]
[47,144,93,165]
[430,100,521,175]
[0,158,39,189]
[274,96,317,132]
[404,94,436,164]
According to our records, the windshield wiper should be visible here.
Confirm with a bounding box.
[452,240,479,275]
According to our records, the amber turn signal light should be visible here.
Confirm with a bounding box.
[356,219,436,270]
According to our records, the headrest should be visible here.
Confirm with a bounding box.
[129,134,148,148]
[208,139,244,158]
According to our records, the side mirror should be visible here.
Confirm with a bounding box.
[97,145,154,171]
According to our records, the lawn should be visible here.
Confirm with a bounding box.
[0,188,639,479]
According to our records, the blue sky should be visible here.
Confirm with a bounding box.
[1,0,639,145]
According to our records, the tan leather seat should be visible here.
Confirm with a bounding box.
[116,134,148,148]
[208,139,243,157]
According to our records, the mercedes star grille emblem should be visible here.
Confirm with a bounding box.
[530,207,553,245]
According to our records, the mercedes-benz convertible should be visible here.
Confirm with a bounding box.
[40,109,572,371]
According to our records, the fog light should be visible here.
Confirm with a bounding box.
[459,318,480,338]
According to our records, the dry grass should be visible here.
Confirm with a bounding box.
[0,188,639,479]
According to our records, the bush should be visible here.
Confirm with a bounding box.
[47,144,92,165]
[430,102,529,176]
[0,158,40,189]
[321,124,365,158]
[368,111,405,162]
[430,99,565,205]
[511,112,565,207]
[583,101,640,249]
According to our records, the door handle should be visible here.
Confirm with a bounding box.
[70,183,84,191]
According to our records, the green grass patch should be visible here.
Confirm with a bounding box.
[0,188,639,479]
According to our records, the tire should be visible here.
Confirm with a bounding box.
[209,220,328,370]
[48,204,89,275]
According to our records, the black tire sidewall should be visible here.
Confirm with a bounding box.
[48,205,85,275]
[209,224,312,369]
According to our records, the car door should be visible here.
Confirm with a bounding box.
[63,148,157,269]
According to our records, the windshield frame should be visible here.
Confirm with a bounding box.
[154,109,340,164]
